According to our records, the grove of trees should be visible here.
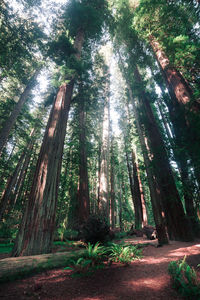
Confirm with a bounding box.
[0,0,199,256]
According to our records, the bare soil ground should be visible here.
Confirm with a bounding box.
[0,238,200,300]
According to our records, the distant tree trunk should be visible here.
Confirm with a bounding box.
[56,151,70,229]
[110,136,115,229]
[9,141,34,211]
[131,150,148,227]
[0,151,26,220]
[0,69,40,156]
[98,89,110,219]
[118,178,123,231]
[125,149,142,229]
[134,66,193,241]
[12,30,84,256]
[77,98,90,226]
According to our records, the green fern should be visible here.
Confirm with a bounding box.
[168,256,200,299]
[108,243,141,265]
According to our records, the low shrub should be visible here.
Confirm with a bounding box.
[113,231,127,240]
[82,215,110,244]
[168,256,200,299]
[63,229,79,241]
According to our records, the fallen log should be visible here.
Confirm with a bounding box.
[0,249,85,283]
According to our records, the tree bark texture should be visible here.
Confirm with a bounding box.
[119,56,168,244]
[149,36,196,107]
[12,30,84,256]
[150,36,200,186]
[155,98,199,233]
[77,99,90,225]
[134,66,193,241]
[0,69,40,156]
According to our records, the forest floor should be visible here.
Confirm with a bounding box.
[0,237,200,300]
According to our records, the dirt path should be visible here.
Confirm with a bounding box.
[0,239,200,300]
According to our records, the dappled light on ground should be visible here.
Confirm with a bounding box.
[0,238,199,299]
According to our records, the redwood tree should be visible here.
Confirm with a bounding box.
[12,0,108,256]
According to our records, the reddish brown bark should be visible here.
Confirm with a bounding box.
[134,66,193,241]
[118,55,168,245]
[149,36,196,108]
[12,30,84,256]
[149,35,200,186]
[155,98,199,233]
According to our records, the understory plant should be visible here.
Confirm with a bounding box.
[85,242,107,266]
[168,256,200,299]
[108,243,142,266]
[64,242,107,277]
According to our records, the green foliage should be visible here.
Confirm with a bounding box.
[85,242,107,266]
[64,257,94,277]
[64,242,106,277]
[47,34,75,66]
[0,220,18,240]
[64,0,109,39]
[82,215,110,244]
[0,243,13,254]
[113,231,128,240]
[168,256,200,299]
[107,243,142,265]
[63,229,79,241]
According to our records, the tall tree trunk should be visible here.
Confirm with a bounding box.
[0,69,40,156]
[98,89,110,219]
[149,36,196,108]
[134,66,193,241]
[12,30,84,256]
[124,101,146,229]
[155,98,199,233]
[150,36,200,185]
[77,98,90,226]
[118,56,169,244]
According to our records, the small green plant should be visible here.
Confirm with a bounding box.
[0,243,14,254]
[64,242,107,277]
[168,256,200,299]
[64,257,93,277]
[85,242,107,266]
[108,243,142,266]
